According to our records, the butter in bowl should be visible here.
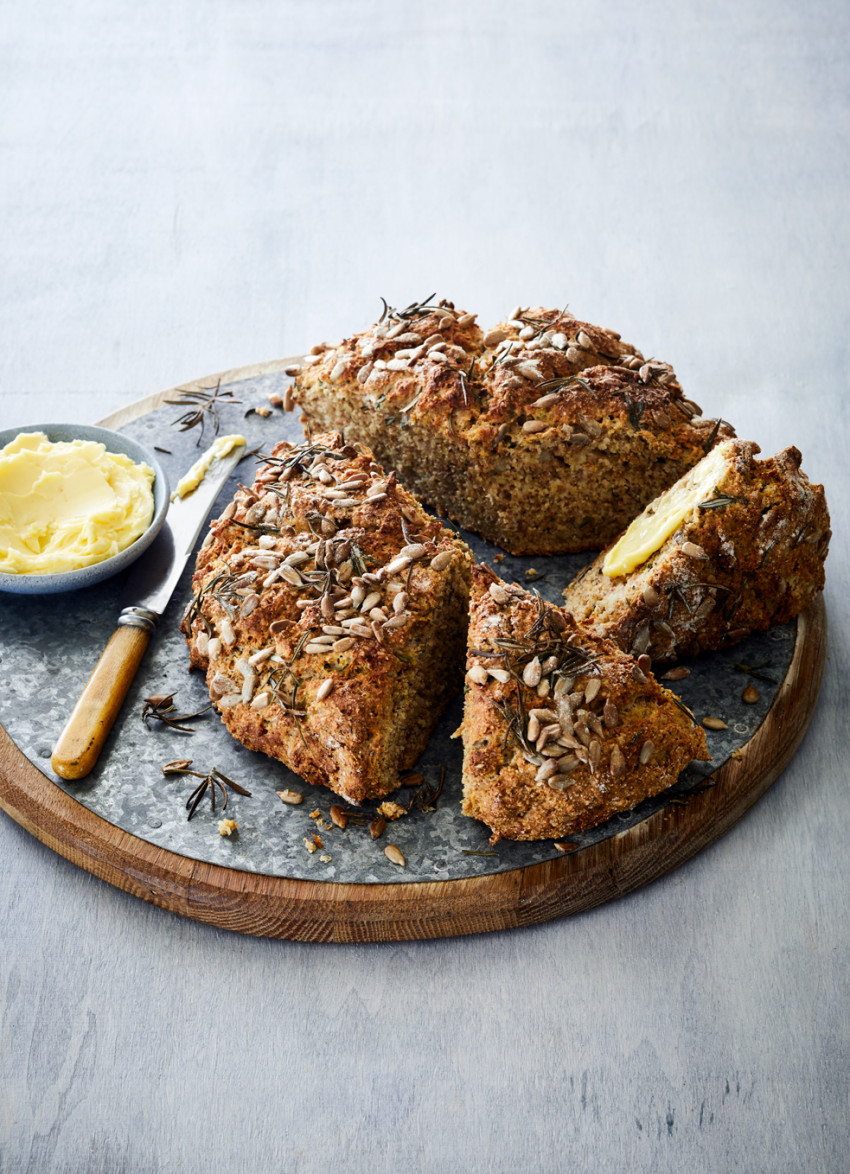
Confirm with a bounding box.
[0,424,169,594]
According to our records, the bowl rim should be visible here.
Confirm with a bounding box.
[0,422,170,594]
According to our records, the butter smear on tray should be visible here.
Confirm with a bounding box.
[171,434,246,501]
[0,432,154,574]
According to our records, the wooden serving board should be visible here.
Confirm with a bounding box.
[0,365,828,942]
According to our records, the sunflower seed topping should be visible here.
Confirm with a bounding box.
[639,741,655,765]
[682,541,709,560]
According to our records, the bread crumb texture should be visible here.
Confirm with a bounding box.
[180,432,473,804]
[460,565,709,842]
[292,299,734,554]
[562,439,830,662]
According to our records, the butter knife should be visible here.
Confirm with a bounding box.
[51,442,246,780]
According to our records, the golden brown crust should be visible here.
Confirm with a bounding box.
[180,432,473,803]
[460,565,709,842]
[292,301,733,554]
[561,440,831,661]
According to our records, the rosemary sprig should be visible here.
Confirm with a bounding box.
[162,763,252,821]
[701,418,727,453]
[141,693,212,732]
[698,487,747,510]
[734,660,776,684]
[535,374,593,395]
[166,380,241,446]
[378,293,442,326]
[623,392,645,432]
[670,695,698,726]
[409,764,446,813]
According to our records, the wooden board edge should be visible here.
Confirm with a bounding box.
[0,597,826,942]
[97,357,305,430]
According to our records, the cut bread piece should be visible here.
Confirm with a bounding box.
[460,566,709,842]
[292,299,733,554]
[561,439,830,662]
[181,432,473,804]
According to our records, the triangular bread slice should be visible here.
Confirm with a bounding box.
[181,432,472,803]
[460,566,709,842]
[561,439,830,662]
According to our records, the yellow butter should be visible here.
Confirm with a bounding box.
[0,432,155,575]
[171,434,246,501]
[602,442,730,578]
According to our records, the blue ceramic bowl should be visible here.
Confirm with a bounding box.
[0,423,170,595]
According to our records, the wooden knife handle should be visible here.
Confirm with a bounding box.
[51,622,152,780]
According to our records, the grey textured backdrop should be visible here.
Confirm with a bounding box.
[1,2,848,1172]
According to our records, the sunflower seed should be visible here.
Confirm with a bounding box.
[548,775,575,791]
[316,677,335,701]
[488,582,511,604]
[639,741,655,764]
[467,665,489,685]
[642,584,662,607]
[457,312,477,326]
[195,631,209,657]
[370,816,387,839]
[522,420,548,433]
[277,789,303,805]
[238,593,260,618]
[610,745,626,777]
[400,543,428,560]
[219,693,242,709]
[584,678,602,703]
[332,637,354,652]
[484,328,508,346]
[330,805,348,829]
[742,684,759,704]
[631,625,651,655]
[430,551,453,571]
[488,668,511,684]
[384,844,405,867]
[523,656,543,687]
[383,555,412,577]
[661,666,690,681]
[682,541,709,560]
[701,716,728,730]
[220,618,236,647]
[602,698,619,728]
[536,758,559,782]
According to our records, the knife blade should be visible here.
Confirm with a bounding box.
[51,441,246,780]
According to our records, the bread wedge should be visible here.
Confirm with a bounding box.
[181,432,473,803]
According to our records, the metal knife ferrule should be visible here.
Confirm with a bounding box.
[118,606,159,633]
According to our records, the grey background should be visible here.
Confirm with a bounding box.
[1,2,847,1171]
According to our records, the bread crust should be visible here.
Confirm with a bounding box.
[180,432,473,803]
[293,302,733,554]
[460,566,709,842]
[561,440,831,662]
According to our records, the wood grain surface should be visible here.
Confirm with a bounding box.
[0,584,827,940]
[2,3,847,1171]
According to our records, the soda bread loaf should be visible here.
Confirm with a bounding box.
[459,565,710,842]
[561,439,830,662]
[181,433,473,803]
[291,299,734,555]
